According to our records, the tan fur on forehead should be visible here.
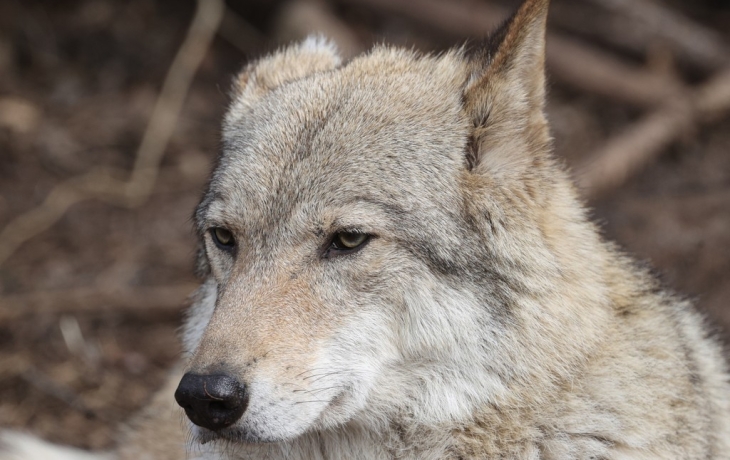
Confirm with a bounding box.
[346,46,465,79]
[213,44,474,225]
[232,36,341,110]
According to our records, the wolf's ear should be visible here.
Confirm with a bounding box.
[463,0,550,175]
[231,36,341,109]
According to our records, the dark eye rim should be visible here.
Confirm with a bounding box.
[210,227,235,250]
[324,231,372,258]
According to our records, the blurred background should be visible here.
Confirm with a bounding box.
[0,0,729,450]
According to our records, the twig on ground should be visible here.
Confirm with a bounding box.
[576,69,730,199]
[0,0,224,267]
[59,315,102,369]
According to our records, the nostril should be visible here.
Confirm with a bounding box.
[179,401,193,411]
[174,372,248,431]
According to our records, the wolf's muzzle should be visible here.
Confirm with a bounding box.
[174,373,248,431]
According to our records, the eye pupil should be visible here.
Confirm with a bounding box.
[212,228,234,248]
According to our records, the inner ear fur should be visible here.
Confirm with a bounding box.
[232,36,341,108]
[463,0,550,176]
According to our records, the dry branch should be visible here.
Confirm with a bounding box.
[342,0,505,35]
[582,0,730,72]
[275,0,364,59]
[219,5,267,55]
[341,0,684,108]
[0,283,199,322]
[545,35,685,107]
[0,0,224,267]
[576,69,730,199]
[123,0,223,203]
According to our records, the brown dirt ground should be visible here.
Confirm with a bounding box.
[0,0,728,451]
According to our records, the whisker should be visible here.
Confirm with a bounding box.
[293,399,331,404]
[292,385,346,395]
[302,371,345,383]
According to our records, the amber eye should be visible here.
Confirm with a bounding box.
[330,231,369,252]
[211,227,235,249]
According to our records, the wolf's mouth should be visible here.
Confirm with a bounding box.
[195,426,274,445]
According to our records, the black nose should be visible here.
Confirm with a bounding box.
[174,373,248,431]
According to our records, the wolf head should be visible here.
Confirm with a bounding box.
[176,0,610,445]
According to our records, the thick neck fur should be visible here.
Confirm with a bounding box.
[183,165,623,459]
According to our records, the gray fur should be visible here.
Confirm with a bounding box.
[2,1,728,459]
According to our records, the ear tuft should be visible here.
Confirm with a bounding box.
[463,0,550,176]
[231,35,341,110]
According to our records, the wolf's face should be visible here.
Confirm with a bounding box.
[187,45,483,443]
[176,0,607,446]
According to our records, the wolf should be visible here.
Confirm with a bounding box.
[3,0,730,458]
